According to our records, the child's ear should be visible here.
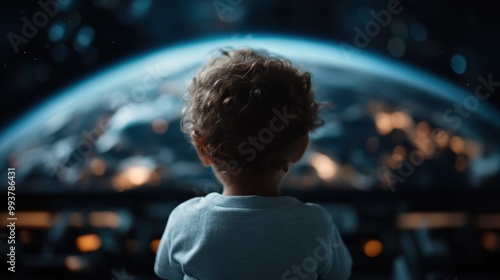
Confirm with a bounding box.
[291,135,309,163]
[192,134,212,167]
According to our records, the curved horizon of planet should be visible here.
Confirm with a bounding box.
[2,35,499,152]
[1,35,499,191]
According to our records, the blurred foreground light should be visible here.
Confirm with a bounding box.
[397,212,467,229]
[128,166,150,185]
[152,119,169,134]
[390,145,406,169]
[450,136,465,154]
[0,212,51,228]
[416,121,430,138]
[375,112,392,135]
[130,0,152,18]
[451,54,467,74]
[465,140,482,158]
[309,153,339,180]
[364,239,383,257]
[433,129,450,149]
[90,157,106,176]
[390,111,411,129]
[75,26,95,49]
[65,256,87,271]
[112,165,153,191]
[151,239,161,253]
[49,22,65,42]
[89,211,120,228]
[76,234,101,252]
[481,231,499,252]
[393,145,407,157]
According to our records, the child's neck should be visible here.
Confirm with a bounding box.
[220,172,283,197]
[222,185,281,197]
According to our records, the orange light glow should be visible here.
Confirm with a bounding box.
[433,130,450,149]
[76,234,101,252]
[465,140,481,158]
[151,239,161,253]
[112,165,153,192]
[90,158,106,176]
[390,146,406,169]
[364,240,383,257]
[309,153,339,180]
[393,145,406,157]
[397,212,467,229]
[152,119,169,134]
[0,212,52,228]
[416,121,430,138]
[375,113,392,135]
[481,231,499,252]
[128,166,150,186]
[450,136,465,154]
[390,111,411,129]
[89,211,121,228]
[65,256,86,271]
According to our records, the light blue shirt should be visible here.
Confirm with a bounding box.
[154,192,352,280]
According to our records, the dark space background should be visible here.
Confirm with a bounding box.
[1,0,500,130]
[1,1,500,280]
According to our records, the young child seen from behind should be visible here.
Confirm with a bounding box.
[154,48,352,280]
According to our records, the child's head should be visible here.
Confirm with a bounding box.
[182,48,323,180]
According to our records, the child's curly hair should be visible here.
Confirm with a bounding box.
[181,48,323,174]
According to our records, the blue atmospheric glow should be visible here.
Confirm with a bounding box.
[130,0,152,18]
[57,0,74,11]
[451,54,467,74]
[1,35,499,153]
[76,26,95,47]
[49,23,65,42]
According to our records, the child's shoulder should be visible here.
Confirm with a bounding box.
[165,196,205,230]
[170,196,205,215]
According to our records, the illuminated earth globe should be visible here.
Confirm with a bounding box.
[1,36,499,194]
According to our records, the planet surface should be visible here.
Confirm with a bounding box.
[1,36,499,193]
